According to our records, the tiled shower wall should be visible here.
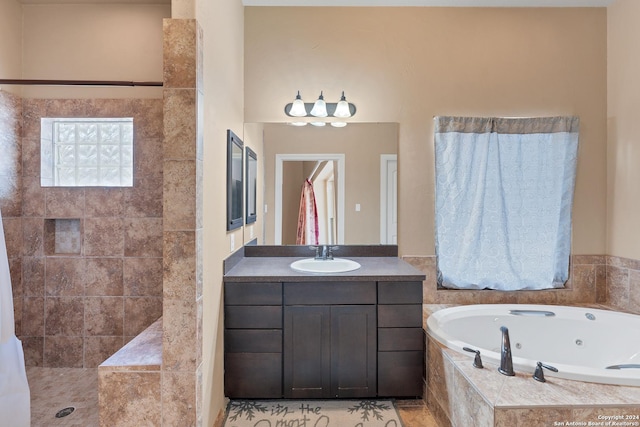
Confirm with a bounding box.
[0,93,164,368]
[0,90,23,342]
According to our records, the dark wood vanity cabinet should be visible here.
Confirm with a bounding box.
[377,281,424,397]
[224,279,424,399]
[224,282,283,398]
[283,282,377,399]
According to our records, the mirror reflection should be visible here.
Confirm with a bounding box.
[247,122,398,245]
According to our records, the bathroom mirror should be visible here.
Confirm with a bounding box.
[227,129,244,231]
[245,122,398,245]
[246,146,257,224]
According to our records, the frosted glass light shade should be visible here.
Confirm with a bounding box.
[333,91,351,118]
[289,91,307,117]
[310,92,328,117]
[331,122,347,128]
[290,122,307,127]
[310,122,326,127]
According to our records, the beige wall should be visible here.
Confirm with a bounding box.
[607,0,640,260]
[0,0,22,96]
[245,7,608,256]
[196,0,245,425]
[261,122,398,245]
[21,3,169,99]
[242,122,265,245]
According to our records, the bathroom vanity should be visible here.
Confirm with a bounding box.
[223,246,426,399]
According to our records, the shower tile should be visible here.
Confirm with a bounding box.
[22,336,44,366]
[132,99,164,140]
[124,217,163,257]
[3,217,22,258]
[85,258,123,297]
[45,187,85,218]
[83,217,124,256]
[163,160,196,231]
[0,174,22,217]
[22,297,45,336]
[85,188,124,217]
[123,257,162,296]
[86,98,133,117]
[22,99,51,139]
[608,255,640,270]
[162,371,197,427]
[133,137,163,180]
[124,176,163,218]
[124,297,162,337]
[163,231,196,300]
[99,370,161,427]
[50,99,90,117]
[163,19,197,89]
[573,255,606,265]
[163,89,197,159]
[9,256,22,297]
[13,296,22,335]
[21,175,46,216]
[44,336,83,368]
[45,257,85,296]
[22,216,44,256]
[84,336,124,368]
[28,367,98,427]
[84,297,124,336]
[45,297,84,336]
[162,298,197,372]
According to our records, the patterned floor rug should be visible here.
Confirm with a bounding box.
[224,399,403,427]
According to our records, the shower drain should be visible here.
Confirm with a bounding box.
[55,407,75,418]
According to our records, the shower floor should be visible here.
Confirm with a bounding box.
[27,367,98,427]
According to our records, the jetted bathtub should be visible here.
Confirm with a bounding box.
[426,304,640,386]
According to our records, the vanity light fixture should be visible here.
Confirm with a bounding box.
[288,91,307,117]
[309,91,328,117]
[333,91,351,118]
[285,90,357,119]
[330,122,347,128]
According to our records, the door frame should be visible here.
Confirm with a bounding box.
[275,153,345,245]
[380,154,397,244]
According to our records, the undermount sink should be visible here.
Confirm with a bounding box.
[290,258,361,274]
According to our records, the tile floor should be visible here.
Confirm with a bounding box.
[27,367,98,427]
[26,366,439,427]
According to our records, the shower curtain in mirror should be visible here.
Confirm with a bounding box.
[434,116,579,291]
[296,179,319,245]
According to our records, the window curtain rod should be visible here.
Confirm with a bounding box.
[0,79,163,87]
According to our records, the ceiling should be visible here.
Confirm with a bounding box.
[17,0,614,5]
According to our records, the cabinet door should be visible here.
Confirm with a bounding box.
[284,306,331,398]
[331,305,377,398]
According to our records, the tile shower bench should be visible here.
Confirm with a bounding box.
[98,317,162,426]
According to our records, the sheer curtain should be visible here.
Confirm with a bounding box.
[434,116,579,291]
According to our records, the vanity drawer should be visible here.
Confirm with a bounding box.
[225,306,283,329]
[225,329,282,353]
[378,328,424,352]
[377,351,424,397]
[224,282,282,305]
[378,281,422,304]
[284,281,376,305]
[377,304,422,328]
[225,352,282,398]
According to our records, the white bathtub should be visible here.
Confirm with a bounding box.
[426,304,640,386]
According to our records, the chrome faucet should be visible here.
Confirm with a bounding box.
[310,245,338,260]
[498,326,515,376]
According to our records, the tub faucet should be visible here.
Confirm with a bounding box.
[498,326,515,376]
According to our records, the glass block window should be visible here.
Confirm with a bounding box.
[41,118,134,187]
